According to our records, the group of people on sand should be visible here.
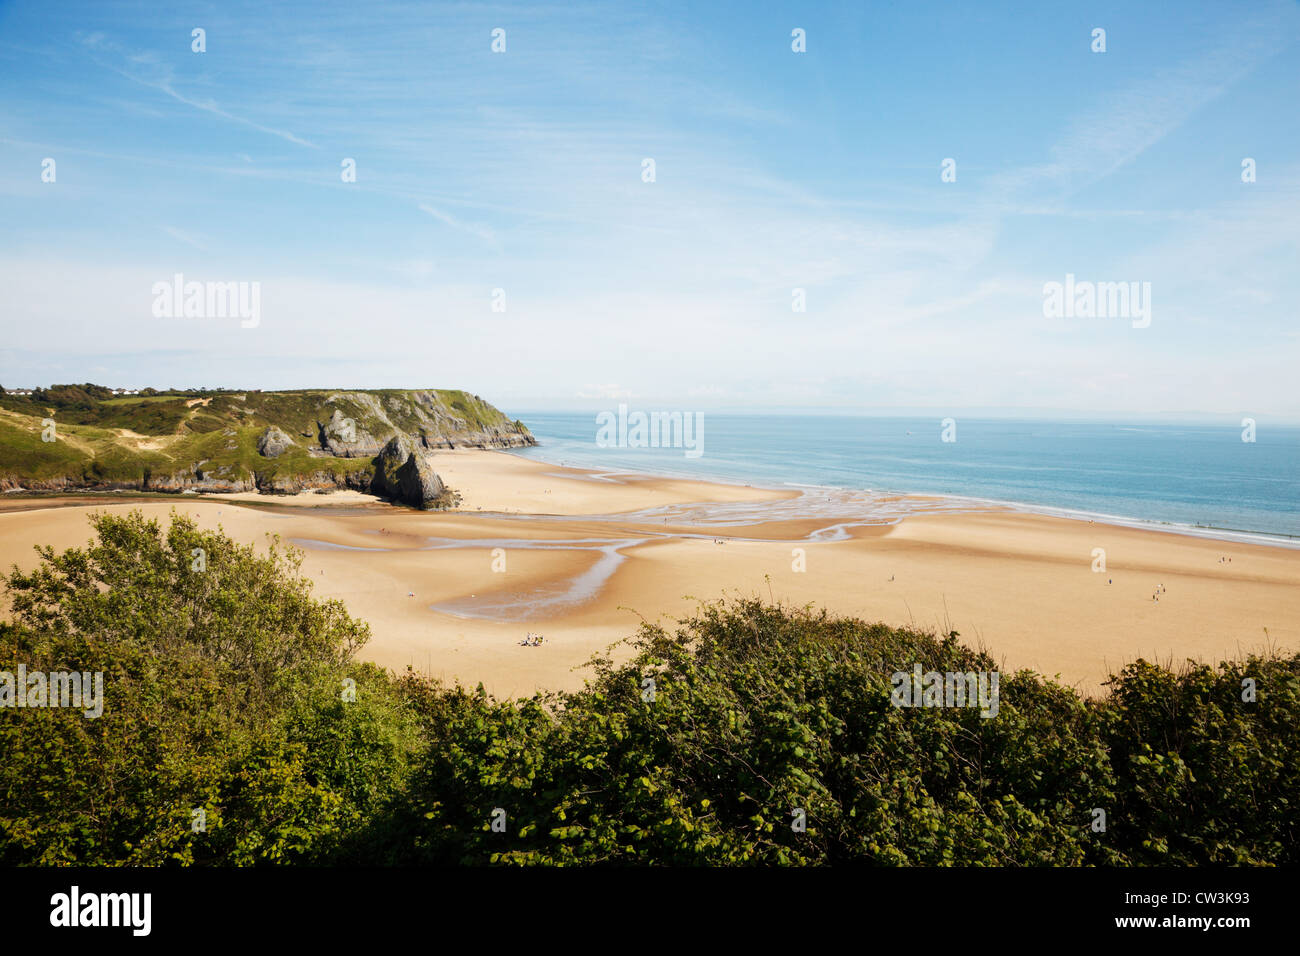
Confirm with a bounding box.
[1101,579,1172,603]
[1218,555,1233,564]
[520,632,546,647]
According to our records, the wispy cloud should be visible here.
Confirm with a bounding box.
[78,32,317,148]
[417,204,494,242]
[161,225,208,251]
[986,11,1297,204]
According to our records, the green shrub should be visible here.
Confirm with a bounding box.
[2,514,1295,866]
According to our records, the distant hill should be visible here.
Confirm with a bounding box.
[0,386,534,507]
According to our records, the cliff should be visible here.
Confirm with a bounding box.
[0,386,534,509]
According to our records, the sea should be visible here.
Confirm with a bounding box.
[507,412,1300,546]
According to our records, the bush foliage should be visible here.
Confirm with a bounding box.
[2,512,1295,866]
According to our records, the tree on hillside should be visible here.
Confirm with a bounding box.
[0,510,417,865]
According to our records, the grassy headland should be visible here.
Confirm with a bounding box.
[0,384,533,501]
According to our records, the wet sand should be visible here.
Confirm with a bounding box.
[1,449,1296,698]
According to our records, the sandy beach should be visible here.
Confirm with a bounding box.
[2,448,1295,698]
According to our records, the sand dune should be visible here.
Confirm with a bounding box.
[1,450,1295,699]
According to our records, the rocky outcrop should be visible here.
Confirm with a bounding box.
[1,466,375,497]
[415,425,536,450]
[370,434,459,510]
[148,469,255,493]
[255,469,373,495]
[0,475,144,493]
[256,425,295,458]
[318,392,537,454]
[318,409,384,458]
[0,470,258,495]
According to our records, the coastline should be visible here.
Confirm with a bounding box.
[1,447,1296,701]
[504,444,1300,550]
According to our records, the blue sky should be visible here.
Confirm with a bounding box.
[1,0,1297,419]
